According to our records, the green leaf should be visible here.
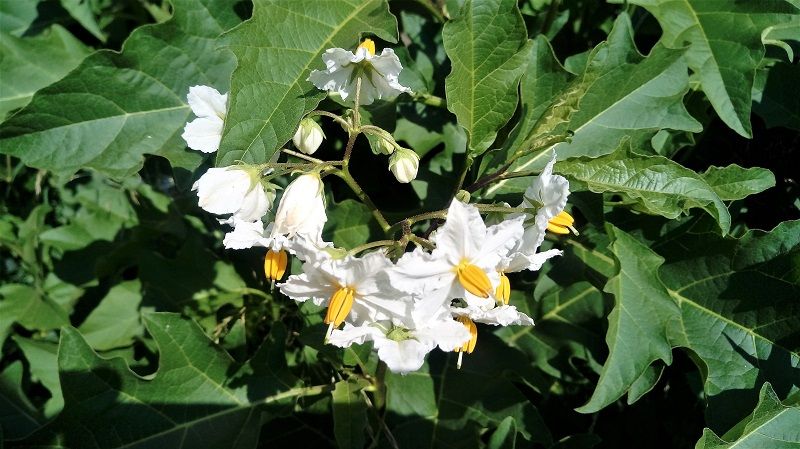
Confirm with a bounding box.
[576,225,679,413]
[501,34,573,157]
[0,284,69,343]
[385,334,552,449]
[701,165,776,201]
[0,0,241,178]
[443,0,532,155]
[660,220,800,431]
[13,336,63,417]
[556,142,732,234]
[323,199,378,249]
[695,383,800,449]
[753,61,800,131]
[487,416,517,449]
[0,25,90,120]
[59,0,106,42]
[489,14,701,193]
[621,0,800,137]
[217,0,398,166]
[12,313,304,449]
[0,361,42,440]
[77,280,143,351]
[331,378,369,449]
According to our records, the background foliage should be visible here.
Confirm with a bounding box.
[1,1,799,448]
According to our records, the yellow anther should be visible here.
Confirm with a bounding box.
[455,260,492,298]
[358,38,376,56]
[496,272,510,305]
[455,316,478,369]
[455,316,478,354]
[324,287,356,328]
[264,249,288,281]
[547,210,579,235]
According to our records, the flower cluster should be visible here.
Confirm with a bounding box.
[181,38,575,374]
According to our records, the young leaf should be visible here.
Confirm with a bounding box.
[0,0,241,178]
[576,226,679,413]
[10,313,303,449]
[557,142,732,234]
[621,0,800,137]
[695,383,800,449]
[660,220,800,432]
[443,0,532,155]
[218,0,398,166]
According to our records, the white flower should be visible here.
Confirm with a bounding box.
[328,300,470,374]
[388,147,420,183]
[192,166,271,222]
[293,118,325,155]
[389,200,524,316]
[280,251,409,336]
[271,173,327,242]
[182,85,228,153]
[308,39,412,105]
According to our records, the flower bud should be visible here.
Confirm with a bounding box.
[271,173,327,240]
[293,118,325,155]
[388,147,419,183]
[377,136,395,155]
[192,166,271,222]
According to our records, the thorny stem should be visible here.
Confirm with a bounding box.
[353,77,362,127]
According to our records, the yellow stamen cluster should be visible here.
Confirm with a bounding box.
[455,260,492,298]
[358,38,376,56]
[547,210,579,235]
[496,272,510,305]
[455,316,478,369]
[264,249,288,281]
[324,286,356,328]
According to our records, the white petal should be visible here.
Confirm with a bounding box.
[233,183,271,222]
[182,117,223,153]
[414,318,471,352]
[192,167,250,216]
[223,220,267,249]
[469,305,535,326]
[434,200,487,262]
[374,338,433,374]
[328,323,382,348]
[279,272,335,304]
[187,85,227,119]
[479,215,524,269]
[389,247,454,295]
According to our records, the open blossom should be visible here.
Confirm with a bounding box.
[389,200,525,316]
[328,298,470,374]
[280,251,409,338]
[271,173,327,242]
[192,166,272,222]
[182,85,227,153]
[308,38,412,105]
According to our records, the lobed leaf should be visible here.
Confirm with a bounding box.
[619,0,800,137]
[557,142,732,234]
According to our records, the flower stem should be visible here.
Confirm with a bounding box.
[413,93,446,108]
[282,148,342,165]
[307,110,351,129]
[348,240,396,255]
[333,168,391,233]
